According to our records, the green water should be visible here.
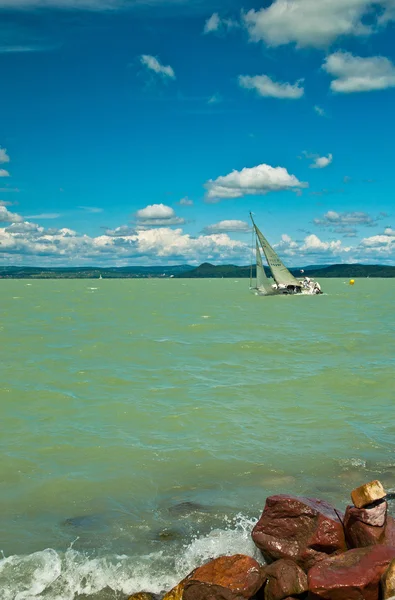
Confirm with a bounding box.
[0,278,394,599]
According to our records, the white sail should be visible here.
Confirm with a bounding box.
[251,215,300,287]
[255,241,273,294]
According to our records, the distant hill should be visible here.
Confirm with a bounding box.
[0,265,194,279]
[1,263,394,279]
[175,263,395,278]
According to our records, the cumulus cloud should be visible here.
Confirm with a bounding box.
[0,220,250,266]
[140,55,175,79]
[0,147,10,164]
[323,51,395,93]
[310,153,333,169]
[0,169,10,177]
[203,12,221,33]
[203,13,239,34]
[205,163,308,201]
[135,203,185,227]
[203,220,251,234]
[0,205,23,223]
[238,74,304,99]
[179,197,194,206]
[242,0,394,48]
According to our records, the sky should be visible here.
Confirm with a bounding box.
[1,0,395,267]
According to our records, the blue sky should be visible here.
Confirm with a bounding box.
[1,0,395,266]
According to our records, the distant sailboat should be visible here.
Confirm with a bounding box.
[250,213,322,296]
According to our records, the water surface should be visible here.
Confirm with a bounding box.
[1,278,394,599]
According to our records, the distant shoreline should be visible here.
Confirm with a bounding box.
[1,263,395,279]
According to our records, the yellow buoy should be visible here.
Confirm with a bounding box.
[349,279,355,285]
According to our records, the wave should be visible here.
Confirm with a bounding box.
[0,515,261,600]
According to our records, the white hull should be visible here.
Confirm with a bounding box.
[250,286,322,297]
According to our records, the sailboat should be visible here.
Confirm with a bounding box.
[250,213,323,296]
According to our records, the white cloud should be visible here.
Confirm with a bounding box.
[323,51,395,93]
[135,203,185,227]
[0,205,23,223]
[238,74,304,99]
[314,105,326,117]
[140,55,175,79]
[205,163,308,201]
[203,12,239,34]
[0,147,10,164]
[203,220,251,234]
[0,169,10,177]
[204,12,221,33]
[179,197,194,206]
[0,187,19,192]
[310,153,333,169]
[242,0,394,48]
[314,210,377,228]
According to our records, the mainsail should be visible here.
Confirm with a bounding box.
[255,241,273,294]
[251,214,300,287]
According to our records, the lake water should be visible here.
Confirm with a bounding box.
[1,278,394,599]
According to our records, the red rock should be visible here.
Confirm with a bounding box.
[308,545,395,600]
[344,503,395,548]
[162,571,196,600]
[251,495,346,571]
[183,555,264,600]
[382,558,395,599]
[262,559,308,600]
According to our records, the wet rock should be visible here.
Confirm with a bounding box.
[183,554,264,600]
[155,528,183,541]
[63,514,103,529]
[351,480,386,509]
[382,558,395,599]
[262,559,308,600]
[168,502,209,517]
[251,495,346,571]
[127,593,156,600]
[344,503,395,548]
[308,545,395,600]
[162,571,197,600]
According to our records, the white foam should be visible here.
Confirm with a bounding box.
[0,515,261,600]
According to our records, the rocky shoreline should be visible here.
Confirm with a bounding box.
[128,480,395,600]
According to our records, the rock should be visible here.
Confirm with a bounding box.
[308,545,395,600]
[382,558,395,599]
[168,502,209,516]
[183,554,264,600]
[127,594,156,600]
[351,480,386,509]
[251,495,346,571]
[262,559,308,600]
[162,571,197,600]
[344,503,395,548]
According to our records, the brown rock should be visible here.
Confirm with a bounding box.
[251,495,346,571]
[344,504,395,548]
[308,545,395,600]
[128,594,156,600]
[382,558,395,599]
[262,559,308,600]
[183,555,264,600]
[351,480,386,509]
[163,571,197,600]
